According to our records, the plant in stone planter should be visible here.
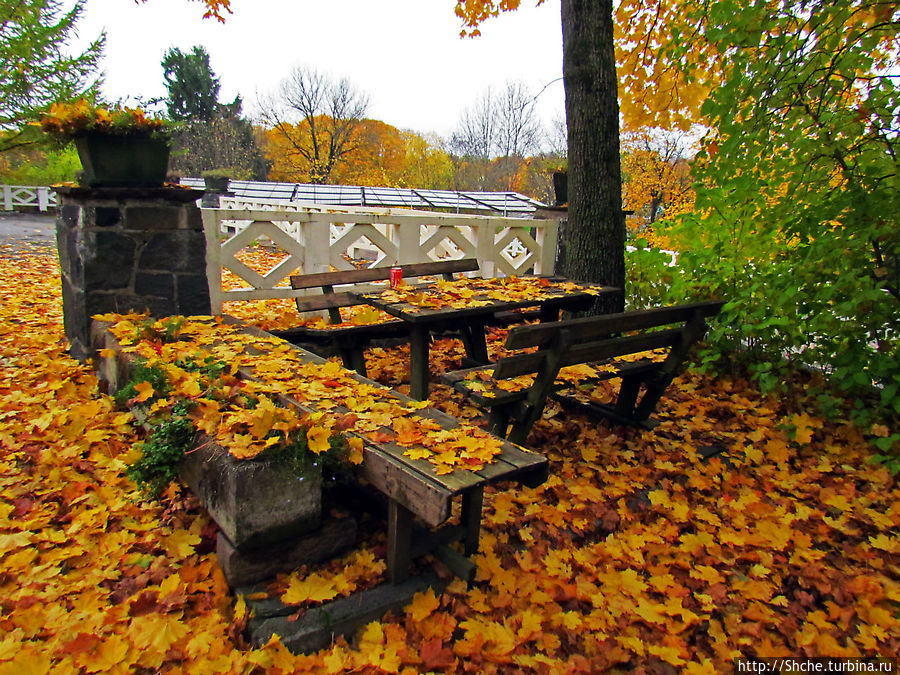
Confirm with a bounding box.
[109,327,351,498]
[38,99,174,187]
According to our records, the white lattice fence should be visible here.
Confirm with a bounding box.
[1,185,57,212]
[202,201,561,311]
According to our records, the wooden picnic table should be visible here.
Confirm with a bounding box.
[356,276,620,400]
[230,321,549,584]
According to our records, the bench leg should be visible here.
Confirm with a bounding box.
[507,402,542,446]
[538,304,561,322]
[507,420,534,446]
[338,346,368,377]
[615,374,644,416]
[409,325,430,400]
[387,500,414,584]
[461,487,484,556]
[633,377,673,422]
[487,407,510,438]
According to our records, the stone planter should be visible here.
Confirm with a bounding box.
[201,174,233,208]
[203,175,231,192]
[74,133,170,188]
[92,322,324,551]
[180,444,323,551]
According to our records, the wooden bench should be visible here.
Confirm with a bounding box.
[442,301,724,444]
[274,259,480,376]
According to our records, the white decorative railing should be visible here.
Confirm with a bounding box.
[1,185,57,212]
[202,200,561,311]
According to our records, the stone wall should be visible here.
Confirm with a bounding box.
[56,186,209,360]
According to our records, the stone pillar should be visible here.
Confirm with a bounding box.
[56,186,208,360]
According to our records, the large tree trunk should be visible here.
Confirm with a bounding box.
[561,0,626,313]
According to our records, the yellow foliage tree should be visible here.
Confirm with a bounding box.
[397,131,454,190]
[265,118,455,189]
[329,119,406,187]
[621,129,695,247]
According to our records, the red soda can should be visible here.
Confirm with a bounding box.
[389,266,402,289]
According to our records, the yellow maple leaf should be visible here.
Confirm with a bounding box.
[750,563,771,578]
[82,634,131,673]
[405,447,433,461]
[647,573,676,594]
[634,598,667,624]
[132,380,154,402]
[282,573,338,605]
[407,588,440,622]
[346,436,365,465]
[306,423,332,454]
[0,646,53,675]
[869,534,899,553]
[517,609,543,639]
[684,660,718,674]
[617,635,645,655]
[162,530,201,558]
[690,565,724,585]
[322,646,348,672]
[130,614,190,653]
[789,412,817,444]
[177,378,202,398]
[647,645,687,666]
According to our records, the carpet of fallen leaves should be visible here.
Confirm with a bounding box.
[1,242,899,674]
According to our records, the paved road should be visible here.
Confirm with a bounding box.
[0,212,57,250]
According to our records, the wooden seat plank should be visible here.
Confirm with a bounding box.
[505,301,725,350]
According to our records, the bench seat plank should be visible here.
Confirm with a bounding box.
[446,357,664,409]
[505,301,725,349]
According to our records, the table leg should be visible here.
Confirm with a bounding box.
[409,325,430,400]
[461,487,484,556]
[538,304,560,323]
[460,320,489,364]
[387,500,413,584]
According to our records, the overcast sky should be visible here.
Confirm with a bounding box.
[73,0,565,140]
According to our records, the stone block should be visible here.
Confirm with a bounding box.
[139,231,206,273]
[249,573,444,654]
[176,273,212,315]
[56,219,81,281]
[84,292,175,320]
[216,515,357,587]
[84,232,135,291]
[95,206,121,228]
[135,272,174,298]
[184,204,204,231]
[58,192,209,364]
[62,280,89,360]
[125,205,180,231]
[60,204,81,230]
[180,442,323,551]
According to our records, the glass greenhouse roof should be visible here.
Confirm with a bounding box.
[181,178,545,215]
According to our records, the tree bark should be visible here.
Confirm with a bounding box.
[561,0,626,313]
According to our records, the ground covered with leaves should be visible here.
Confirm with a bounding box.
[1,243,898,673]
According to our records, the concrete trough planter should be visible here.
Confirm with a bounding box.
[180,442,322,551]
[91,320,325,551]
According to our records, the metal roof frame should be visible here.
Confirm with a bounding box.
[181,178,544,216]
